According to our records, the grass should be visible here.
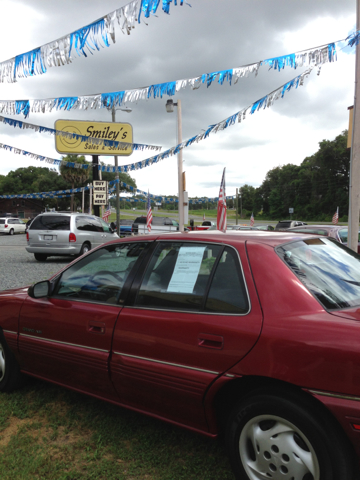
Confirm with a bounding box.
[0,379,234,479]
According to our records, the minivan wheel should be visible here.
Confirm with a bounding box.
[9,228,14,235]
[34,253,47,262]
[80,243,91,255]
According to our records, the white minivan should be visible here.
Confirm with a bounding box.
[26,212,119,261]
[0,217,26,235]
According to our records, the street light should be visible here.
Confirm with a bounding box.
[109,106,132,236]
[166,99,184,232]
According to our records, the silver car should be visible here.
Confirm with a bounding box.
[0,217,26,235]
[26,212,119,261]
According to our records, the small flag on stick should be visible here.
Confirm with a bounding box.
[332,207,339,225]
[217,168,227,233]
[250,212,255,226]
[146,191,153,232]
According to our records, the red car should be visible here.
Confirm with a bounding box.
[1,231,360,480]
[287,224,360,253]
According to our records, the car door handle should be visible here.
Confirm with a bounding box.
[198,333,224,350]
[88,321,106,334]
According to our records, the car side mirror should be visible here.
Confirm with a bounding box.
[28,280,50,298]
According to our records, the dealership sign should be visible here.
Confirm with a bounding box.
[55,119,133,156]
[93,181,108,205]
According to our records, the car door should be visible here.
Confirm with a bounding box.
[110,240,263,432]
[18,241,150,401]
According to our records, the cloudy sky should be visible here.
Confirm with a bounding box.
[0,0,356,200]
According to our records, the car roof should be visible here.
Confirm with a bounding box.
[106,230,322,249]
[287,225,343,232]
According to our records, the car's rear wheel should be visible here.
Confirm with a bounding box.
[9,228,14,235]
[225,392,356,480]
[80,242,91,256]
[34,253,47,262]
[0,333,23,392]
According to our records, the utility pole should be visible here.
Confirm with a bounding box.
[348,0,360,251]
[236,188,239,225]
[112,106,121,237]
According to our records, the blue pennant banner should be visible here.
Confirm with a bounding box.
[1,31,355,117]
[0,0,190,84]
[0,67,315,177]
[0,117,161,151]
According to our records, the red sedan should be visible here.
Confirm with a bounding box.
[1,231,360,480]
[287,224,360,253]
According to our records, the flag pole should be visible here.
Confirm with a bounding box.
[348,0,360,251]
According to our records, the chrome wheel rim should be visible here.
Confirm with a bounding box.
[0,343,5,382]
[239,414,320,480]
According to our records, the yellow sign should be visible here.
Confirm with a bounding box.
[55,119,133,156]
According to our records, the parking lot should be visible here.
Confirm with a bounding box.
[0,233,73,292]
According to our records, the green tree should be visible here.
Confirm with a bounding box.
[59,155,90,211]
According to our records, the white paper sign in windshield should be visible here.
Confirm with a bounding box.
[167,246,206,293]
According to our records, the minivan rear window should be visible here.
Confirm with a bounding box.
[0,220,5,224]
[30,215,70,231]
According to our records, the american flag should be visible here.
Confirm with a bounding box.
[250,212,255,226]
[203,213,206,221]
[217,168,227,233]
[146,191,153,232]
[332,207,339,225]
[102,205,111,222]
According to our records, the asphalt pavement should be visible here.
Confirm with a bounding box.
[0,233,73,292]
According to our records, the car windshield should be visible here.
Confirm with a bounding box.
[277,237,360,310]
[338,228,360,243]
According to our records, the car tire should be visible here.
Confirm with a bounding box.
[9,228,14,235]
[79,242,91,256]
[0,332,23,392]
[225,391,356,480]
[34,253,47,262]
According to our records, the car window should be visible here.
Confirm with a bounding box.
[99,218,111,233]
[0,220,4,224]
[31,215,71,231]
[205,247,249,313]
[277,237,360,310]
[135,242,249,314]
[54,242,149,304]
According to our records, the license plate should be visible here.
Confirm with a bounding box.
[44,235,53,240]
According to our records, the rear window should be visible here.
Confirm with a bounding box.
[134,217,146,224]
[276,221,291,229]
[30,215,71,231]
[0,220,5,224]
[277,237,360,310]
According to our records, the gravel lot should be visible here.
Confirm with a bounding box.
[0,233,74,292]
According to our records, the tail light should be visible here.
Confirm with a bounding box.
[69,232,76,242]
[4,224,8,228]
[26,232,29,241]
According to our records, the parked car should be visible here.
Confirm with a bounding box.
[275,219,307,231]
[110,219,133,236]
[0,217,26,235]
[132,216,179,234]
[227,225,260,231]
[287,224,360,253]
[253,224,275,231]
[195,220,215,231]
[25,217,36,233]
[26,212,119,261]
[2,230,360,479]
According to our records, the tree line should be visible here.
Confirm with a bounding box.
[0,154,136,211]
[239,130,350,221]
[0,131,351,219]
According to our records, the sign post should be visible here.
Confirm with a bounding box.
[93,181,108,218]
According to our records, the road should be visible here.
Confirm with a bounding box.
[0,233,72,291]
